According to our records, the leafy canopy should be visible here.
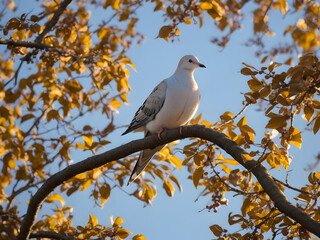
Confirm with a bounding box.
[0,0,320,239]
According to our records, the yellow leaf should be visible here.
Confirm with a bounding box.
[303,105,314,122]
[133,234,147,240]
[241,154,253,162]
[201,120,212,127]
[75,173,86,179]
[193,167,204,188]
[222,159,239,165]
[278,0,288,14]
[266,116,287,129]
[175,28,180,36]
[80,179,92,191]
[163,178,175,197]
[297,18,307,30]
[112,0,120,10]
[237,116,247,127]
[82,135,93,146]
[116,228,132,239]
[8,159,16,169]
[313,115,320,134]
[184,18,192,24]
[289,127,302,149]
[169,155,181,170]
[76,142,88,150]
[190,113,202,124]
[169,174,183,192]
[218,163,231,173]
[46,194,65,208]
[89,214,98,226]
[113,216,124,227]
[200,2,212,10]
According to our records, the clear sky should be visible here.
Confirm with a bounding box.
[4,1,319,239]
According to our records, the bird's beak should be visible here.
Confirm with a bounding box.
[199,63,206,68]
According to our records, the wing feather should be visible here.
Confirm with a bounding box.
[122,80,167,135]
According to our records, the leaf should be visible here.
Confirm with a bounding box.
[218,163,231,173]
[289,127,302,149]
[193,167,204,188]
[266,116,287,129]
[133,234,147,240]
[261,56,268,63]
[184,19,192,24]
[46,194,65,208]
[116,228,132,239]
[200,2,212,10]
[80,179,92,191]
[241,154,253,162]
[248,79,263,91]
[209,224,223,237]
[278,0,288,15]
[163,178,175,197]
[76,142,88,150]
[241,67,258,76]
[21,114,34,123]
[303,105,314,122]
[237,116,247,127]
[222,159,239,165]
[89,214,98,226]
[113,216,123,227]
[190,113,202,124]
[99,183,111,206]
[169,174,183,192]
[169,155,181,170]
[313,115,320,134]
[82,135,93,146]
[157,25,173,39]
[47,109,61,122]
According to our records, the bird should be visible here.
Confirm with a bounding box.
[122,55,206,185]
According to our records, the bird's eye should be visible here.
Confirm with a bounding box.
[188,59,192,63]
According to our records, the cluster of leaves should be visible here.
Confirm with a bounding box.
[0,0,147,238]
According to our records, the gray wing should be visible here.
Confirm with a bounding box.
[122,80,167,135]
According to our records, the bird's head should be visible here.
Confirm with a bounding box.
[177,55,206,72]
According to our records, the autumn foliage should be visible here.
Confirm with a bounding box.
[0,0,320,239]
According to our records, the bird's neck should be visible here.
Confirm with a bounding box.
[173,69,195,81]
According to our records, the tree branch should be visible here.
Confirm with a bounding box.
[17,125,320,239]
[0,39,66,53]
[29,231,76,240]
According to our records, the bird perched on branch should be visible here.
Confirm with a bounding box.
[122,55,206,185]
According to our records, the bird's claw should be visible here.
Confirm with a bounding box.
[157,128,166,141]
[179,126,183,135]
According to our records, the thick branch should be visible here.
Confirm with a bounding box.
[29,231,76,240]
[17,125,320,239]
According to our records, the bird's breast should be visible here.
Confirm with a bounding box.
[146,77,200,133]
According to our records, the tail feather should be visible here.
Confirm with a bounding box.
[127,144,165,185]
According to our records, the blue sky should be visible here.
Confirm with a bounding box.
[3,1,320,239]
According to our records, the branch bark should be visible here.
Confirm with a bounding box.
[0,39,66,53]
[29,231,76,240]
[16,125,320,239]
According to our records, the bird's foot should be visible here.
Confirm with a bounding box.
[157,128,166,141]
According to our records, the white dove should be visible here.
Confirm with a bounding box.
[122,55,206,185]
